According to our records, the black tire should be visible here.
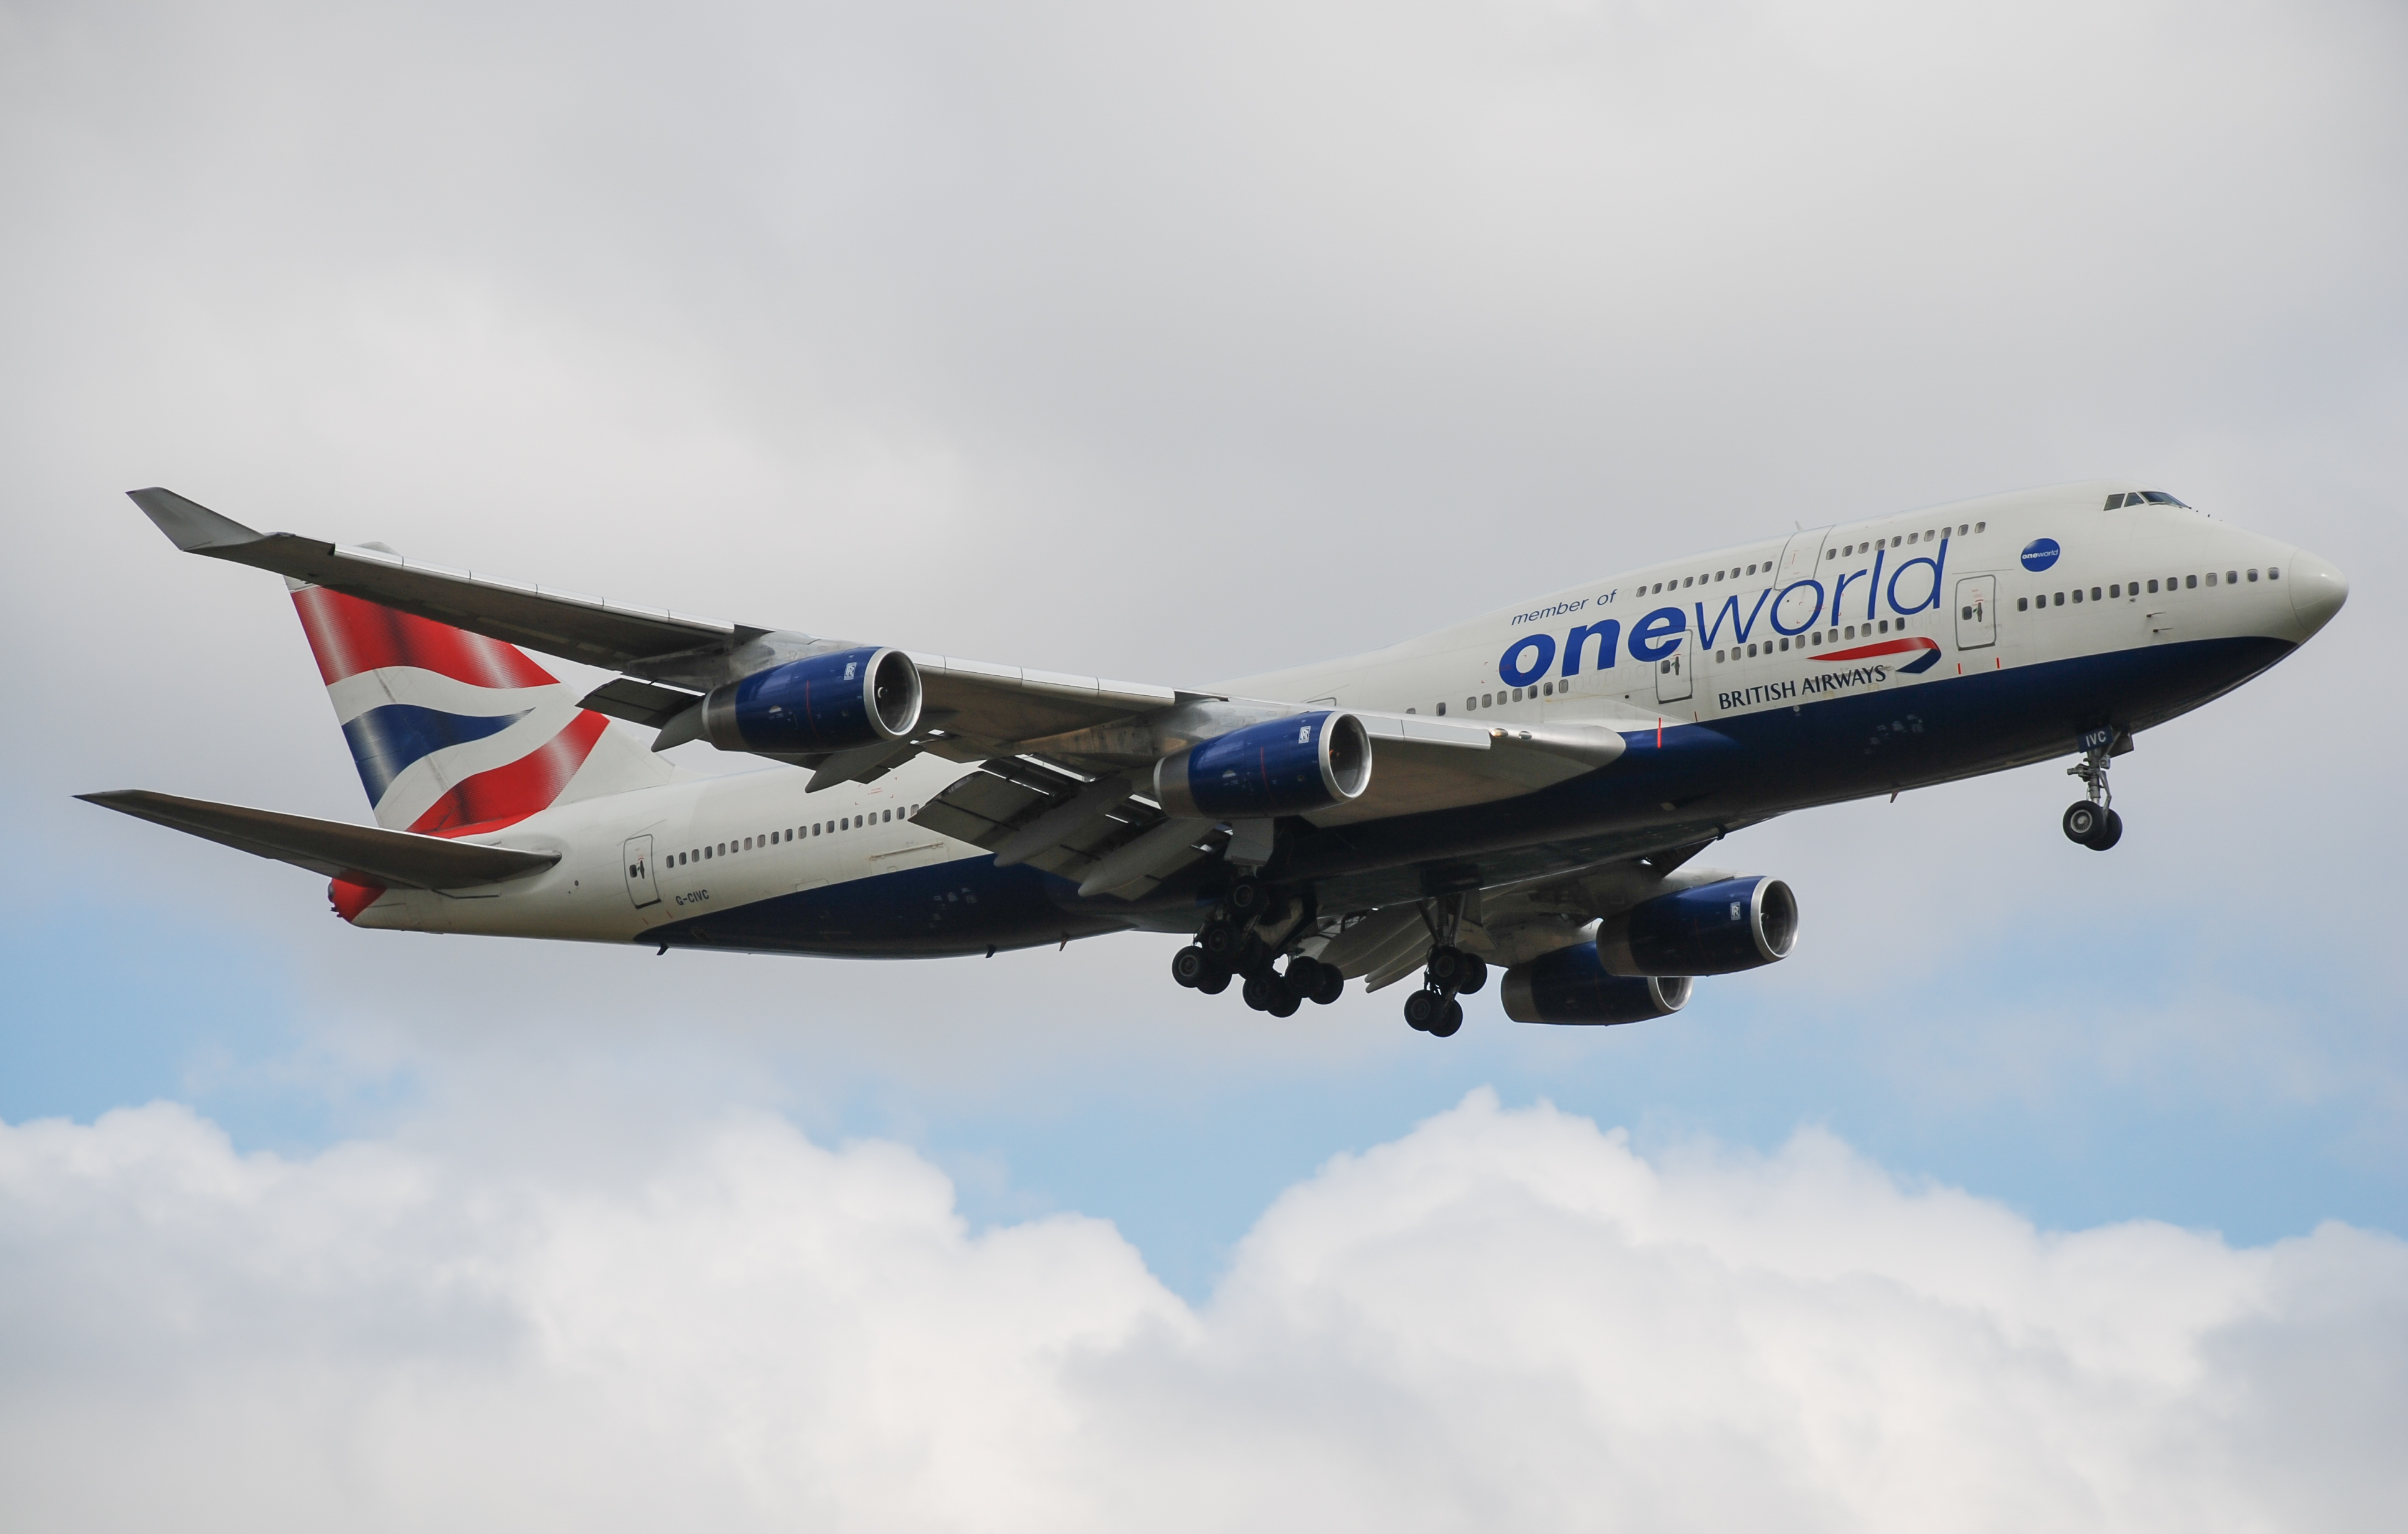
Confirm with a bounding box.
[1171,946,1207,989]
[1200,923,1238,961]
[1241,975,1272,1012]
[1305,962,1345,1006]
[1196,966,1231,996]
[2089,808,2124,851]
[1228,877,1268,919]
[1428,998,1464,1038]
[1266,982,1301,1019]
[1426,945,1463,986]
[1403,988,1440,1032]
[1456,956,1488,996]
[2063,802,2103,846]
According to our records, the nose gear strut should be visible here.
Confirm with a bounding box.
[2062,731,2127,851]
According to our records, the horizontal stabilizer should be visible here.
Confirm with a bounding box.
[76,789,559,890]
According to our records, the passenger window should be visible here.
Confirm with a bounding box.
[1436,701,1447,715]
[2109,584,2119,598]
[2226,570,2238,584]
[2054,593,2065,606]
[2017,598,2029,611]
[2186,575,2197,588]
[2268,566,2280,580]
[2072,591,2083,604]
[1779,636,1790,651]
[2147,580,2158,593]
[2090,588,2101,601]
[2247,568,2259,581]
[2206,572,2217,587]
[1465,697,1475,711]
[1716,650,1726,663]
[1959,524,1969,535]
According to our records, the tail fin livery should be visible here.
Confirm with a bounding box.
[290,580,677,834]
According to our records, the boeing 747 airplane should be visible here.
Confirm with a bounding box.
[85,482,2345,1037]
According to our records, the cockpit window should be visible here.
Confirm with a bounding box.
[2105,489,2192,509]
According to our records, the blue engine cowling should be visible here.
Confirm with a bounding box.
[1501,943,1692,1025]
[702,645,922,754]
[1594,876,1797,977]
[1153,710,1372,819]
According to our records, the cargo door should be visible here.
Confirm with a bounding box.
[622,834,660,909]
[1954,575,1996,649]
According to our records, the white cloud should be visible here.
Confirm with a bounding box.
[3,1090,2399,1532]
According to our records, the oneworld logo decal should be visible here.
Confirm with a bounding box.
[2021,537,2061,572]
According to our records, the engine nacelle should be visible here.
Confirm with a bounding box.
[702,645,922,754]
[1501,942,1692,1025]
[1595,876,1797,976]
[1153,710,1372,819]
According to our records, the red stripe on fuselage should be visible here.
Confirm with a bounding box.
[1810,637,1940,663]
[291,586,558,689]
[405,711,608,835]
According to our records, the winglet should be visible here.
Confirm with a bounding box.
[126,487,266,555]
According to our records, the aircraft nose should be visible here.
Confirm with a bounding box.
[2287,550,2348,637]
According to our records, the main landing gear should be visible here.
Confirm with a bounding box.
[1169,880,1346,1017]
[1404,943,1487,1039]
[2062,732,2126,852]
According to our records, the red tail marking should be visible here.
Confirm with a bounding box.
[405,711,609,835]
[291,587,557,689]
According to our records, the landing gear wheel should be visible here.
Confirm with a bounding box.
[1455,956,1488,996]
[1403,989,1441,1032]
[1195,966,1231,996]
[1228,877,1270,921]
[1200,922,1239,963]
[1171,946,1207,989]
[1290,958,1345,1006]
[1427,998,1464,1038]
[1266,983,1302,1019]
[2062,802,2105,846]
[2088,808,2123,851]
[1425,945,1465,987]
[1241,975,1272,1012]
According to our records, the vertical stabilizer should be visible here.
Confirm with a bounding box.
[289,580,678,833]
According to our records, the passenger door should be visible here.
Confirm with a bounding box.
[1954,575,1996,650]
[622,834,660,909]
[1654,647,1693,704]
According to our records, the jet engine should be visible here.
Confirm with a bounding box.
[1153,710,1373,819]
[700,645,922,754]
[1501,942,1692,1025]
[1594,876,1797,976]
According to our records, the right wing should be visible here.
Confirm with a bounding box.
[78,790,559,890]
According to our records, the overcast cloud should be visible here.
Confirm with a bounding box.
[3,0,2405,1522]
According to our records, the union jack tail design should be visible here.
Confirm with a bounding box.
[289,578,677,836]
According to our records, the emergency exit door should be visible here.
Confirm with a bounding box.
[1954,575,1996,649]
[622,834,660,908]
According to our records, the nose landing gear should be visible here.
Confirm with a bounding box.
[2062,731,2126,851]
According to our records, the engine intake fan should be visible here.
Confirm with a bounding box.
[702,645,922,755]
[1595,876,1797,977]
[1501,943,1692,1025]
[1154,710,1371,819]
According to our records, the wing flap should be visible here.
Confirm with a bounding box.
[78,789,559,890]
